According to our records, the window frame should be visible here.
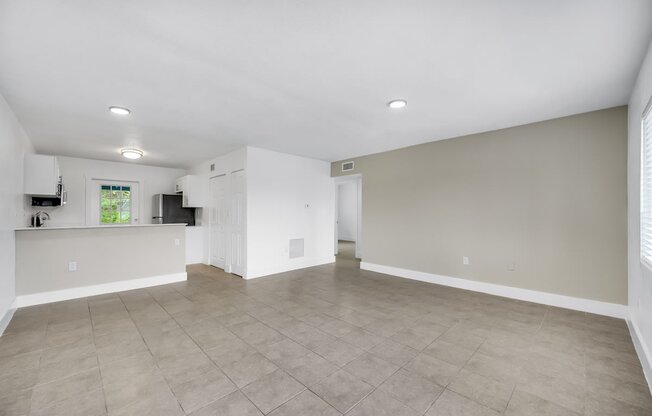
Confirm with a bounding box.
[99,184,133,225]
[85,178,141,226]
[641,97,652,269]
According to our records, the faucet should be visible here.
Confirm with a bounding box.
[32,211,50,227]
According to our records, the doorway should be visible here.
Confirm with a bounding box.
[334,175,361,259]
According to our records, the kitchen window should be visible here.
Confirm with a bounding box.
[86,179,140,225]
[641,99,652,267]
[100,184,132,224]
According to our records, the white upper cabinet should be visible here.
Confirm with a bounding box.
[175,175,205,207]
[24,154,61,196]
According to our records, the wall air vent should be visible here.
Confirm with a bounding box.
[342,161,355,172]
[289,238,304,259]
[210,163,215,172]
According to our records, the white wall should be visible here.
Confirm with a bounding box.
[187,148,247,264]
[0,93,33,334]
[337,181,357,242]
[628,39,652,388]
[246,147,335,279]
[35,156,185,227]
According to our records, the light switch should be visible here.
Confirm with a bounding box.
[68,261,77,272]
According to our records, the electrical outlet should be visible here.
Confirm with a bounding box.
[462,256,469,265]
[174,238,180,247]
[508,262,516,271]
[68,261,77,272]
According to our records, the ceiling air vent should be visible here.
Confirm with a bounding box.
[210,163,215,172]
[342,161,354,172]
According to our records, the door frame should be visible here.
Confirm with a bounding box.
[208,174,227,270]
[207,170,246,277]
[228,169,246,277]
[334,174,362,259]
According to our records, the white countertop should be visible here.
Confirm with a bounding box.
[15,223,189,231]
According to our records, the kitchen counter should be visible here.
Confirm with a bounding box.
[14,223,187,306]
[15,223,188,231]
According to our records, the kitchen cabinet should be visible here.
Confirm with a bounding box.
[175,175,205,207]
[24,154,61,196]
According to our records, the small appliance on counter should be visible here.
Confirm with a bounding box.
[31,211,50,227]
[152,194,196,225]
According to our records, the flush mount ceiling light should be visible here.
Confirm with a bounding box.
[121,148,143,159]
[387,99,407,109]
[109,106,131,115]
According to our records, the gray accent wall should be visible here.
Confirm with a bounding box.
[332,106,627,304]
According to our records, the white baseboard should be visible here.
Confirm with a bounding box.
[0,299,18,336]
[361,262,627,319]
[246,256,336,280]
[627,317,652,394]
[16,272,187,308]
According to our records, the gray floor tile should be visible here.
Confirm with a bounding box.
[585,392,651,416]
[448,369,514,412]
[103,371,171,413]
[343,352,400,386]
[220,352,279,388]
[108,385,183,416]
[404,353,462,387]
[30,367,102,412]
[189,390,262,416]
[268,390,340,416]
[423,339,476,366]
[379,368,443,414]
[204,335,257,367]
[311,369,374,413]
[0,389,32,416]
[313,339,364,366]
[504,389,580,416]
[284,351,339,386]
[30,387,106,416]
[258,337,312,367]
[348,389,420,416]
[427,390,499,416]
[157,350,217,387]
[241,369,305,414]
[368,339,419,366]
[170,368,237,413]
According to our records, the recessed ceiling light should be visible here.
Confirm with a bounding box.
[121,148,143,159]
[109,106,131,115]
[387,99,407,109]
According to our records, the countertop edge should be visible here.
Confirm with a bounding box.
[15,223,189,231]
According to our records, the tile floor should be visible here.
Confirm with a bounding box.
[1,241,650,415]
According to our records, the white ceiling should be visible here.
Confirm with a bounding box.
[1,1,651,168]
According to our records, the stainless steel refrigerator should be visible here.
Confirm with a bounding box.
[152,194,196,225]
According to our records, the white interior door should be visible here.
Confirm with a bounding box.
[229,170,246,276]
[209,175,227,269]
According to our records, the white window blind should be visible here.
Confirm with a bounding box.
[641,101,652,266]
